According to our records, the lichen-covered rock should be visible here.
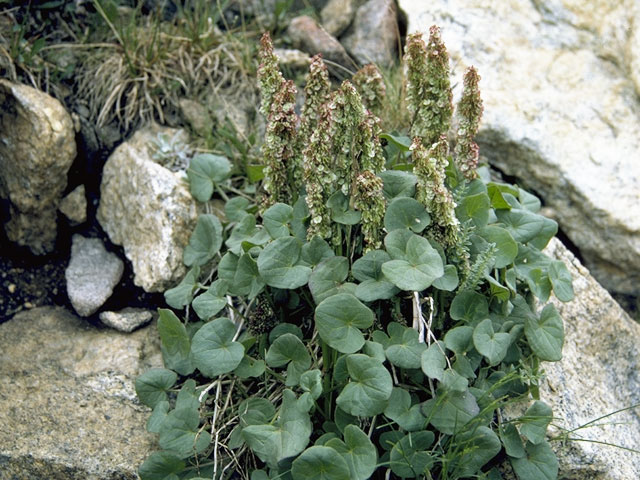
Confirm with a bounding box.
[0,307,162,479]
[399,0,640,297]
[341,0,400,69]
[321,0,359,37]
[274,48,311,69]
[506,238,640,479]
[99,308,153,333]
[0,79,76,254]
[59,184,87,226]
[66,235,124,317]
[287,15,354,72]
[97,126,198,292]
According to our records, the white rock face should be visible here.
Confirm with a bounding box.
[535,238,640,479]
[399,0,640,296]
[66,235,124,317]
[97,126,198,292]
[0,79,76,254]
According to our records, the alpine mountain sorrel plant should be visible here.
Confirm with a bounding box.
[136,27,574,480]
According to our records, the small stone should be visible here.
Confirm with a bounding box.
[65,235,124,317]
[7,284,16,294]
[321,0,358,37]
[287,15,354,74]
[274,48,311,69]
[24,302,34,309]
[178,98,212,137]
[99,308,153,333]
[58,185,87,226]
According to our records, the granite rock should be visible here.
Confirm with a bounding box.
[97,125,198,292]
[99,308,154,333]
[321,0,359,37]
[59,184,87,226]
[0,79,76,254]
[0,307,162,479]
[399,0,640,297]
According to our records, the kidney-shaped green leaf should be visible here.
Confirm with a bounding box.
[389,431,435,478]
[158,407,211,459]
[384,387,426,432]
[382,234,443,291]
[510,441,558,480]
[384,197,431,233]
[191,317,244,378]
[325,425,377,480]
[157,309,194,375]
[315,294,374,354]
[524,304,563,361]
[309,256,350,304]
[262,203,293,239]
[187,153,232,202]
[138,451,185,480]
[336,354,393,417]
[257,236,311,289]
[473,318,512,366]
[266,333,311,386]
[135,368,178,408]
[291,446,351,480]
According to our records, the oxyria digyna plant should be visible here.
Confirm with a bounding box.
[136,26,574,480]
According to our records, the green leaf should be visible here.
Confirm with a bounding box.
[380,133,411,151]
[327,191,361,225]
[479,226,517,268]
[157,309,194,375]
[187,154,231,202]
[452,426,501,477]
[364,340,386,362]
[456,192,491,228]
[421,341,447,381]
[269,323,304,342]
[225,215,267,255]
[549,260,574,302]
[500,423,526,458]
[510,441,558,480]
[225,196,251,222]
[487,183,515,210]
[238,397,276,427]
[233,253,265,299]
[257,237,312,289]
[164,267,199,309]
[444,326,474,354]
[524,304,563,361]
[380,170,417,199]
[183,214,223,267]
[292,195,310,240]
[146,400,169,434]
[352,250,399,302]
[473,319,512,366]
[433,264,459,291]
[191,279,228,320]
[266,333,311,386]
[247,164,265,182]
[300,369,323,400]
[441,368,468,392]
[315,294,374,354]
[450,290,489,322]
[139,451,185,480]
[384,197,431,233]
[384,388,426,432]
[300,235,334,267]
[384,229,413,259]
[523,267,552,303]
[234,355,266,378]
[520,401,553,445]
[159,407,211,459]
[135,368,178,408]
[423,389,480,435]
[382,234,444,291]
[325,425,377,480]
[263,203,293,239]
[528,217,558,249]
[518,187,541,212]
[385,324,427,369]
[309,256,350,304]
[191,317,245,378]
[291,446,351,479]
[242,389,312,467]
[496,209,545,243]
[336,354,393,417]
[389,431,435,478]
[218,252,238,285]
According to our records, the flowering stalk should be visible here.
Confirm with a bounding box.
[257,32,284,118]
[303,102,335,240]
[262,79,299,207]
[404,27,453,147]
[353,171,385,251]
[455,66,483,180]
[412,136,459,247]
[352,63,386,116]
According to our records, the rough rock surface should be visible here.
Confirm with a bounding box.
[321,0,359,37]
[178,98,212,137]
[0,79,76,254]
[59,184,87,226]
[511,238,640,479]
[399,0,640,297]
[274,48,311,69]
[0,307,162,479]
[99,308,154,333]
[97,126,198,292]
[287,15,355,73]
[66,235,124,317]
[342,0,399,69]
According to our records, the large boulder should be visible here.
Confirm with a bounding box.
[0,79,76,254]
[399,0,640,297]
[507,238,640,479]
[0,307,162,479]
[97,126,198,292]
